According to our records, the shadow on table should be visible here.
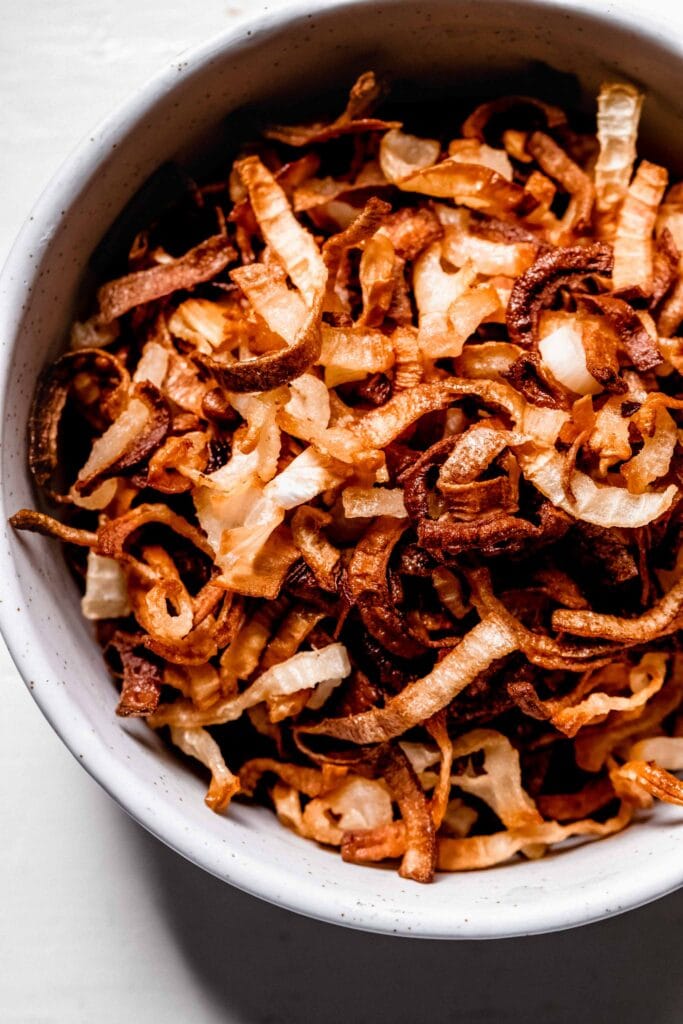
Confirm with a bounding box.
[131,819,683,1024]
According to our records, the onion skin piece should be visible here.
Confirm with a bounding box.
[300,615,518,745]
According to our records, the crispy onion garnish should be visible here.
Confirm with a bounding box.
[506,243,614,346]
[74,382,171,496]
[98,235,236,322]
[14,76,683,883]
[197,156,327,391]
[299,615,518,745]
[377,745,436,883]
[28,348,129,500]
[105,631,163,717]
[579,294,662,371]
[344,517,425,659]
[526,131,595,242]
[263,71,399,146]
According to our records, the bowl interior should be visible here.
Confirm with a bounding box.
[3,0,683,938]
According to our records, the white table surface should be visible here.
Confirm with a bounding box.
[3,1,683,1021]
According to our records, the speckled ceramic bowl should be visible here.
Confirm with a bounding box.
[2,0,683,939]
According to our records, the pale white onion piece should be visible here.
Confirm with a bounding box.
[342,486,408,518]
[538,322,602,396]
[81,551,130,620]
[133,342,169,388]
[379,128,441,183]
[595,82,644,212]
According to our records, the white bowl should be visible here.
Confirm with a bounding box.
[2,0,683,940]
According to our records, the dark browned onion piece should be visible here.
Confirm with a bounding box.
[263,71,398,146]
[651,228,680,308]
[28,348,129,500]
[418,501,571,559]
[506,243,613,346]
[9,509,97,547]
[97,234,236,322]
[579,293,663,371]
[96,502,214,562]
[503,351,569,408]
[194,283,323,392]
[105,631,163,717]
[343,517,426,659]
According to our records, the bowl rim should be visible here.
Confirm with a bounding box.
[1,0,683,940]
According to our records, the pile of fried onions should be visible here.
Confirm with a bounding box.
[13,75,683,883]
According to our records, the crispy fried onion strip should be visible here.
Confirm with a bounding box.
[73,382,171,496]
[105,631,163,717]
[627,737,683,770]
[317,325,395,387]
[322,196,391,307]
[379,128,441,182]
[552,575,683,643]
[378,745,436,883]
[169,726,240,812]
[466,566,620,671]
[9,509,97,548]
[28,348,129,499]
[610,760,683,807]
[621,404,676,494]
[462,95,567,142]
[96,502,214,564]
[300,615,518,744]
[516,443,677,529]
[342,487,407,519]
[526,131,595,241]
[575,660,683,771]
[149,643,351,727]
[344,517,424,658]
[263,71,399,146]
[437,803,632,870]
[290,505,340,591]
[260,605,327,721]
[274,774,394,849]
[315,379,495,464]
[197,157,326,391]
[551,653,669,738]
[81,550,130,620]
[98,235,236,321]
[394,157,527,216]
[612,160,668,294]
[506,243,613,346]
[580,294,662,371]
[595,82,644,213]
[239,758,347,798]
[450,729,542,828]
